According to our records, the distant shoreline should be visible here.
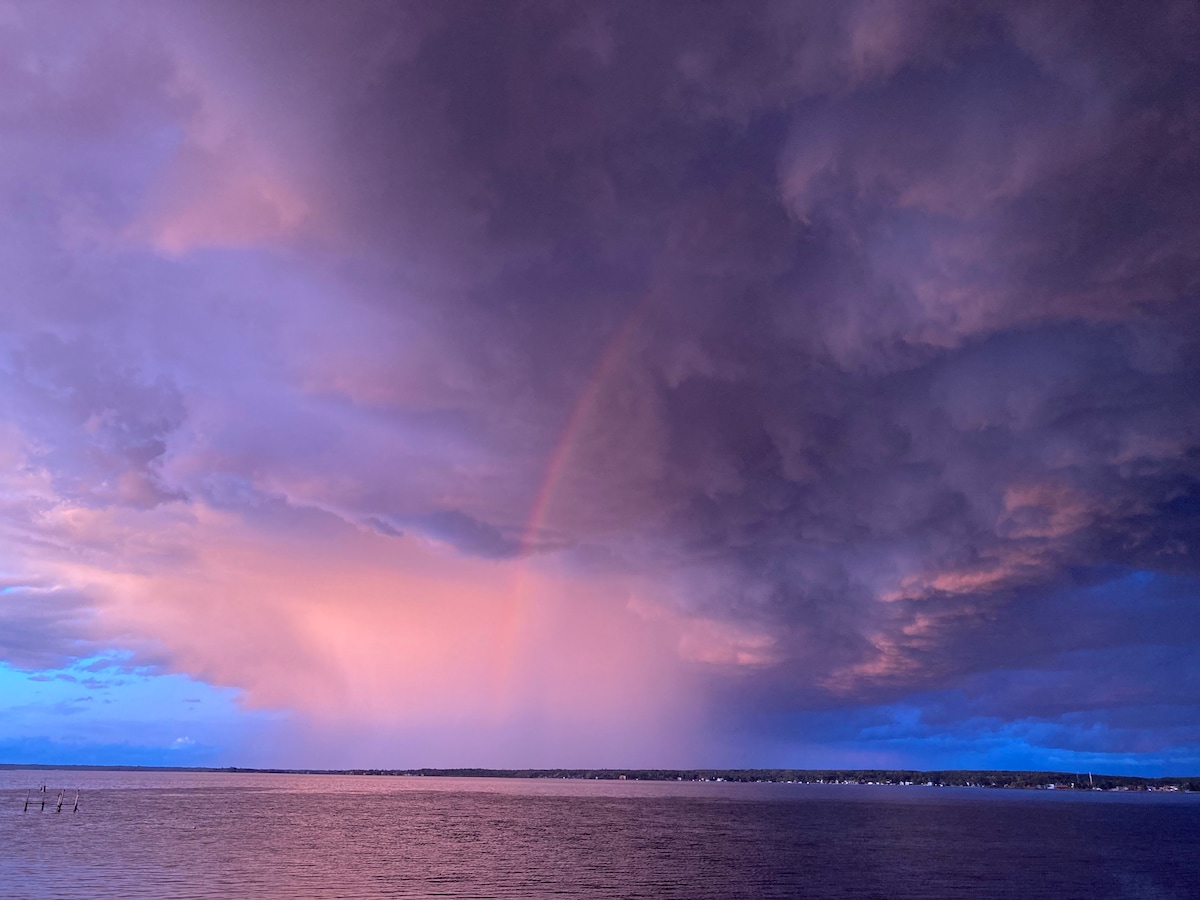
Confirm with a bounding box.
[1,764,1196,791]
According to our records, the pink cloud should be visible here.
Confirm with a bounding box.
[13,493,699,758]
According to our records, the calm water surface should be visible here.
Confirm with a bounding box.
[2,770,1198,899]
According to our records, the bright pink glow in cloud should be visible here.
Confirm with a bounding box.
[33,502,692,742]
[140,155,310,256]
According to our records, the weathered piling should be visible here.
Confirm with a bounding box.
[20,785,79,813]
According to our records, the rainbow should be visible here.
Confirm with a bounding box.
[490,298,652,713]
[519,307,648,555]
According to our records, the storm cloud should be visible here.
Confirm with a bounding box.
[1,0,1198,770]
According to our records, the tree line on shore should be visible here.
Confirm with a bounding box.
[251,767,1198,791]
[5,763,1193,790]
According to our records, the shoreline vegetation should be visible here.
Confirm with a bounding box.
[1,764,1196,791]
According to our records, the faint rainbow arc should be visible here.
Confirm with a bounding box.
[490,299,653,714]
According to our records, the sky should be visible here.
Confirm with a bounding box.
[1,0,1199,775]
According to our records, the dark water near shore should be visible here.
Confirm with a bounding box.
[2,771,1198,899]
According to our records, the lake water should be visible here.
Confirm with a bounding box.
[2,770,1198,898]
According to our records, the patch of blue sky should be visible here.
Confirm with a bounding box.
[842,705,1200,776]
[0,654,283,766]
[738,696,1200,777]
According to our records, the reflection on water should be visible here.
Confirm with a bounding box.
[2,771,1197,899]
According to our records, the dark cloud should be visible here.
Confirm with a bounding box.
[293,0,1198,735]
[411,509,522,560]
[365,508,524,559]
[0,585,104,671]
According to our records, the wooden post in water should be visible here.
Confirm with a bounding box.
[55,790,64,813]
[23,791,29,813]
[73,790,80,813]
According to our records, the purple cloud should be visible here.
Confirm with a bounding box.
[1,0,1198,768]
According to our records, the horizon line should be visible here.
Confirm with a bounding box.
[2,763,1197,782]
